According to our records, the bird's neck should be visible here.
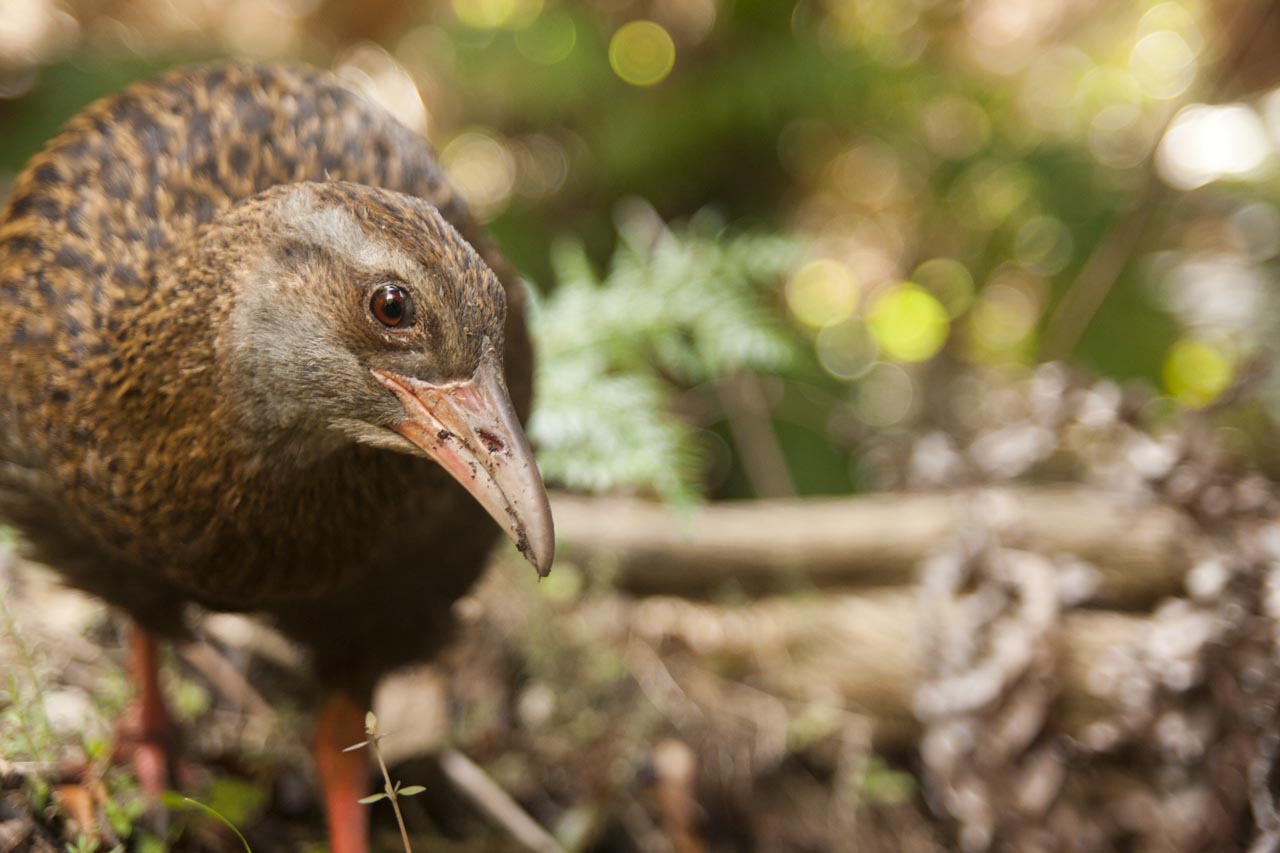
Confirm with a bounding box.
[73,219,399,597]
[110,216,343,476]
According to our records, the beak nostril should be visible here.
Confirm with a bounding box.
[477,429,505,454]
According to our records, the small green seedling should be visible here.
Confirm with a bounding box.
[345,711,425,853]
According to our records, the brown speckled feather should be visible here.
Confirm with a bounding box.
[0,64,532,694]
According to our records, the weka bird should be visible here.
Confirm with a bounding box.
[0,63,554,852]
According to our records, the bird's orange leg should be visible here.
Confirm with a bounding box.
[313,694,370,853]
[113,623,174,797]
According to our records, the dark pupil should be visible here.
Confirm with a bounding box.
[374,286,406,326]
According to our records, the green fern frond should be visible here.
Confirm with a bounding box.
[528,206,804,501]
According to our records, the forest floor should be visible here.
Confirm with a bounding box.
[0,543,931,853]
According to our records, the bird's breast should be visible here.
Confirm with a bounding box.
[53,434,458,605]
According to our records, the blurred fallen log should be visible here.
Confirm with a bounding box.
[596,590,1146,750]
[551,487,1193,606]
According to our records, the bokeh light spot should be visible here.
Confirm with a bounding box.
[1231,202,1280,260]
[1088,104,1153,170]
[654,0,717,44]
[1257,88,1280,152]
[867,283,949,362]
[1130,30,1196,100]
[516,9,576,64]
[1157,103,1272,190]
[1138,3,1204,54]
[1076,66,1144,115]
[1162,339,1232,407]
[609,21,676,87]
[968,281,1039,363]
[817,320,877,380]
[513,133,569,199]
[913,258,974,317]
[441,129,516,222]
[0,0,59,63]
[856,362,916,428]
[921,96,990,160]
[337,43,427,135]
[831,140,901,208]
[452,0,543,30]
[1015,216,1073,275]
[963,162,1033,226]
[1020,46,1092,135]
[787,259,859,328]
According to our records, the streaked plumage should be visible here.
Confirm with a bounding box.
[0,62,550,773]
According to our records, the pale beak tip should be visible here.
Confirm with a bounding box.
[530,550,552,579]
[532,550,553,579]
[517,504,555,579]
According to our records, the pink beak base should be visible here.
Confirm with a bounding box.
[372,359,554,577]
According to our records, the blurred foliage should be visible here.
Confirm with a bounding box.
[3,0,1280,498]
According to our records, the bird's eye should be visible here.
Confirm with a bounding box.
[370,284,415,329]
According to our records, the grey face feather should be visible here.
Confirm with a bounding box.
[280,189,421,283]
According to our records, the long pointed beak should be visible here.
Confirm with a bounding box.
[371,357,554,577]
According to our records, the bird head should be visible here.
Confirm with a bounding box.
[220,181,553,575]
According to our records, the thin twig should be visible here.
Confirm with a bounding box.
[438,748,565,853]
[715,372,795,498]
[1040,185,1163,360]
[626,637,708,729]
[179,641,275,720]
